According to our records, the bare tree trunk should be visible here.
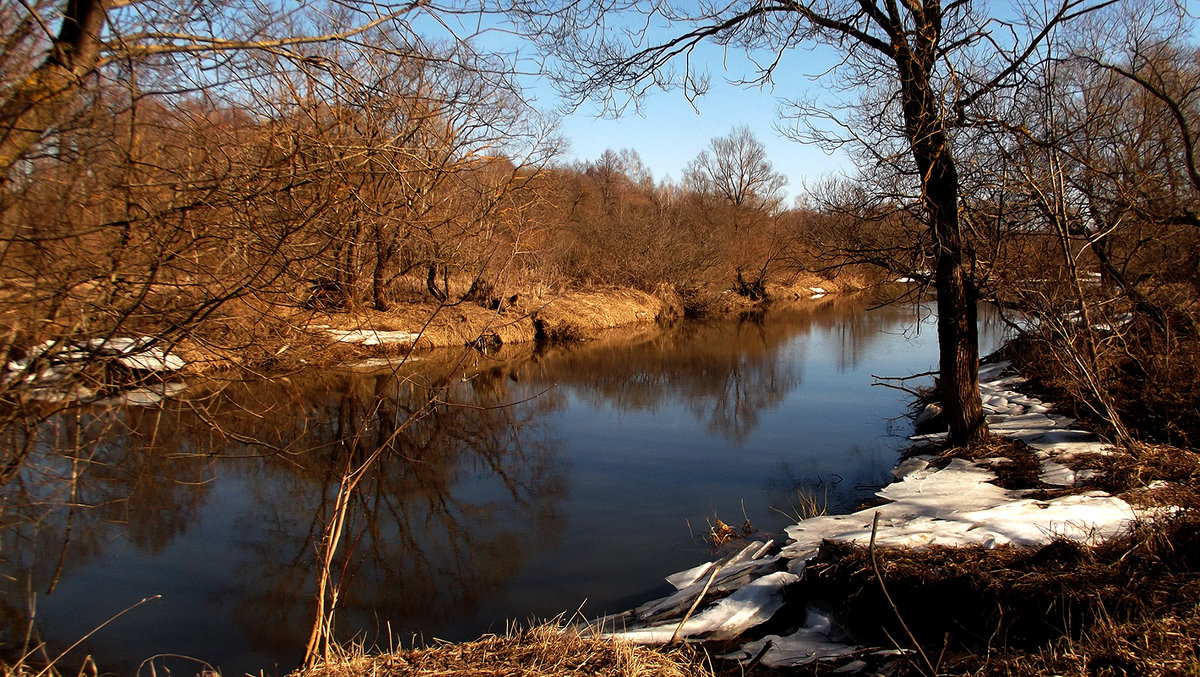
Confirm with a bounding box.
[372,245,390,311]
[897,47,987,446]
[426,261,447,301]
[934,232,987,445]
[0,0,108,175]
[926,153,985,444]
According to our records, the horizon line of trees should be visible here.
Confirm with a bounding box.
[1,0,1198,445]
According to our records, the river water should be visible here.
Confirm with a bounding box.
[0,297,1006,675]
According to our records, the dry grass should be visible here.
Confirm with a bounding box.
[772,486,830,523]
[795,507,1200,676]
[768,270,873,299]
[1006,330,1200,449]
[1094,443,1200,493]
[174,287,667,375]
[530,288,665,343]
[293,624,713,677]
[308,301,538,350]
[940,604,1200,677]
[705,518,745,548]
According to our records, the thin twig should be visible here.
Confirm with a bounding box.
[870,511,937,676]
[669,564,723,644]
[872,370,938,381]
[28,595,161,677]
[871,381,924,397]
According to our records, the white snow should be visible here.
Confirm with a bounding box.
[320,328,420,346]
[725,607,858,667]
[607,571,799,643]
[913,402,942,426]
[601,359,1153,669]
[4,337,188,403]
[6,337,185,377]
[632,541,781,622]
[664,561,714,590]
[1040,460,1076,487]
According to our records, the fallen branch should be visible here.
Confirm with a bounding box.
[870,381,925,397]
[669,563,723,644]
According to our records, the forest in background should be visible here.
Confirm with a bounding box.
[2,0,1197,447]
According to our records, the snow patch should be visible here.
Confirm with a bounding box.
[320,328,421,346]
[601,359,1148,669]
[726,607,858,667]
[4,337,188,404]
[607,571,799,643]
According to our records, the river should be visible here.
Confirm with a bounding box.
[0,296,1007,675]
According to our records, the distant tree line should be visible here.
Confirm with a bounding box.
[3,0,1198,448]
[510,0,1200,448]
[534,128,834,307]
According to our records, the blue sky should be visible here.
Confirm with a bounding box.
[552,76,853,201]
[416,0,1196,202]
[437,9,857,202]
[532,39,856,201]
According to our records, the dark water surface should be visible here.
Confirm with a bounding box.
[0,298,1006,675]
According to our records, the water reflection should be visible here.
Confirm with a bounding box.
[0,297,1004,674]
[1,366,567,673]
[532,298,926,442]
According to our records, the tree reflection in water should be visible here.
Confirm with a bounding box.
[0,357,567,673]
[0,297,1004,674]
[531,298,924,443]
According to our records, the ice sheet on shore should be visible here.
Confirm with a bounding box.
[4,338,188,403]
[316,326,420,346]
[607,571,799,643]
[6,337,186,380]
[633,541,781,622]
[606,360,1145,668]
[725,607,858,667]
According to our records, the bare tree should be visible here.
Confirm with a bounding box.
[509,0,1120,445]
[685,126,788,299]
[684,125,787,216]
[0,0,554,391]
[0,0,461,176]
[966,3,1200,446]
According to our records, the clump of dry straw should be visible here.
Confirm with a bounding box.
[295,623,713,677]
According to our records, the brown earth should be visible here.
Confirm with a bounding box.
[175,276,872,376]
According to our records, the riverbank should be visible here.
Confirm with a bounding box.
[4,286,924,677]
[582,359,1148,664]
[173,275,868,377]
[288,356,1199,677]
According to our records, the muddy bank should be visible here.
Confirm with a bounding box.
[176,277,870,376]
